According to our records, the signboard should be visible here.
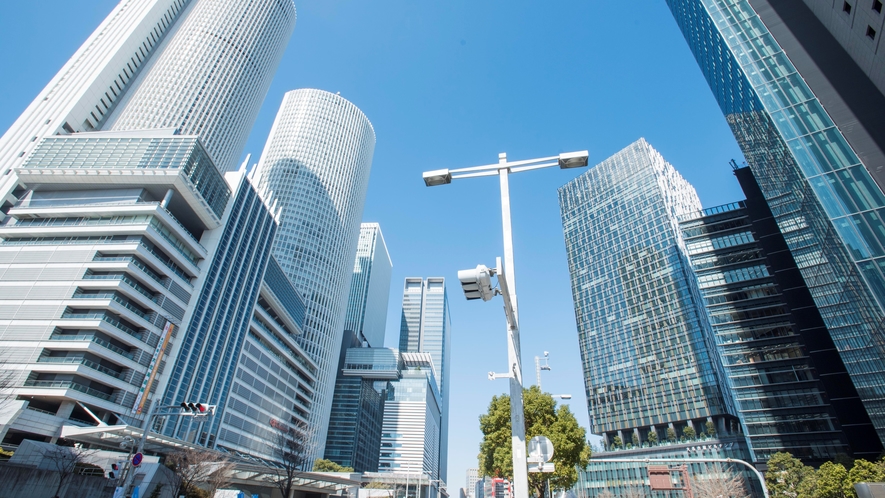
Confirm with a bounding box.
[527,436,554,463]
[132,452,143,467]
[113,488,125,498]
[132,486,140,498]
[132,321,175,414]
[528,462,555,473]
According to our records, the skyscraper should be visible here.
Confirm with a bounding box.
[344,223,392,348]
[398,277,452,482]
[667,0,885,445]
[106,0,296,172]
[0,0,191,181]
[253,88,376,459]
[0,0,302,454]
[679,165,880,463]
[558,139,738,448]
[379,352,443,479]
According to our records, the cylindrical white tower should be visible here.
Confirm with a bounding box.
[254,89,376,459]
[106,0,296,172]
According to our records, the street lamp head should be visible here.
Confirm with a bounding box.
[558,151,590,169]
[423,168,452,186]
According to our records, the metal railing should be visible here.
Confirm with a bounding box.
[48,333,134,359]
[23,380,113,401]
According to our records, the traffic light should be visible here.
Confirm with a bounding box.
[179,402,214,417]
[108,461,125,479]
[457,265,496,301]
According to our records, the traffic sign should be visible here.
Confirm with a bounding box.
[528,436,554,463]
[528,462,555,473]
[132,452,143,467]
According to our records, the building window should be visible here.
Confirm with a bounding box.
[874,0,883,13]
[844,1,853,13]
[868,25,878,38]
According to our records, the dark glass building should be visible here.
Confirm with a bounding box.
[558,138,740,449]
[679,166,880,463]
[324,338,399,472]
[666,0,885,447]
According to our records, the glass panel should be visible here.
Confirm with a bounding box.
[828,171,860,213]
[848,167,885,209]
[859,260,885,309]
[833,217,872,260]
[851,214,885,257]
[788,138,824,177]
[810,176,850,218]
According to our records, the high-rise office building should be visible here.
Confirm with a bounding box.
[398,277,451,482]
[0,0,305,457]
[466,468,479,498]
[558,138,739,448]
[253,89,376,459]
[159,166,280,446]
[0,131,230,443]
[106,0,296,172]
[667,0,885,445]
[344,223,392,348]
[325,343,399,472]
[379,352,442,479]
[0,0,191,184]
[679,165,880,463]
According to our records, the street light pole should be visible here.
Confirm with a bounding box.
[424,149,588,498]
[497,153,529,498]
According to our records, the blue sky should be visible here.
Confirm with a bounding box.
[0,0,747,491]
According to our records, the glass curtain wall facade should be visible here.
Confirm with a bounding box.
[253,89,376,460]
[106,0,297,172]
[160,168,279,446]
[325,346,399,472]
[343,223,392,348]
[218,256,318,462]
[558,138,736,448]
[680,197,853,464]
[0,0,191,188]
[667,0,885,444]
[379,352,442,480]
[398,277,451,482]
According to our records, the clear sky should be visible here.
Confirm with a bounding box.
[0,0,748,492]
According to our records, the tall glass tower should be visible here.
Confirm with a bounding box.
[398,277,451,482]
[253,89,376,459]
[344,223,392,348]
[558,139,737,448]
[106,0,296,172]
[667,0,885,445]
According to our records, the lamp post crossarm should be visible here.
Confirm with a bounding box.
[448,155,559,175]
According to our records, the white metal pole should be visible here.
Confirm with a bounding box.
[498,154,528,498]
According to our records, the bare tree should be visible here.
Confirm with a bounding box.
[691,462,750,498]
[265,418,315,498]
[622,486,649,498]
[597,490,615,498]
[41,445,95,498]
[0,359,19,411]
[205,459,235,497]
[164,447,228,498]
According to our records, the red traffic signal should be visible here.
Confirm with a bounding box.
[180,401,210,415]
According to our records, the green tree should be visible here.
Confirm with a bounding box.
[478,386,590,498]
[313,458,355,472]
[765,452,815,498]
[815,461,848,498]
[631,433,640,448]
[611,436,622,449]
[646,430,657,446]
[845,459,885,497]
[682,426,696,441]
[666,427,676,442]
[705,421,716,438]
